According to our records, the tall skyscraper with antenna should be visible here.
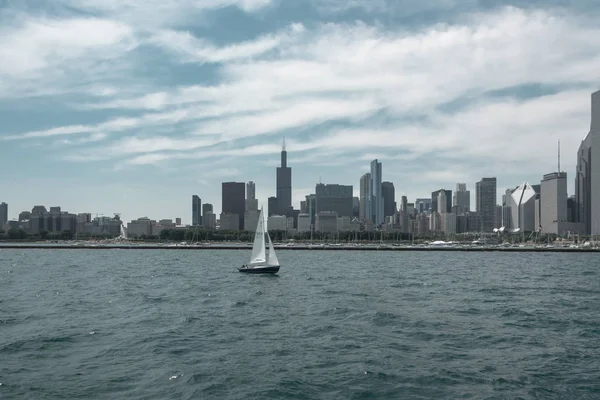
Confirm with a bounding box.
[276,137,292,215]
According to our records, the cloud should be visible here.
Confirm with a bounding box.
[3,2,600,221]
[149,24,305,64]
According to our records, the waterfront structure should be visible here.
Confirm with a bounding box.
[453,183,470,213]
[222,182,245,230]
[127,217,156,237]
[476,178,497,232]
[370,160,383,225]
[276,139,292,215]
[192,195,202,226]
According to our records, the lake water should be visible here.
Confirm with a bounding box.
[1,249,599,399]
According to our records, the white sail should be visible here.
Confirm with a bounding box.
[249,208,266,265]
[266,233,279,267]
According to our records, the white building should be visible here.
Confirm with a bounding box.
[297,213,311,232]
[316,211,338,233]
[267,215,287,231]
[244,210,260,232]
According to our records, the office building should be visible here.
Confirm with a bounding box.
[453,183,470,213]
[510,181,537,232]
[370,159,383,225]
[222,182,245,229]
[540,172,571,235]
[359,173,371,221]
[0,202,7,227]
[415,198,432,214]
[576,90,600,235]
[192,195,202,226]
[246,181,258,211]
[382,181,396,218]
[431,190,452,213]
[476,177,497,232]
[315,183,353,217]
[276,139,292,215]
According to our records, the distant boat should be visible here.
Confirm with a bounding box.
[238,207,280,274]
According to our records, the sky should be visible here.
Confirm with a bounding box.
[1,0,599,224]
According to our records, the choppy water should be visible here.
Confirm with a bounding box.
[1,249,599,399]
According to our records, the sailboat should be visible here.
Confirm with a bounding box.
[238,207,280,274]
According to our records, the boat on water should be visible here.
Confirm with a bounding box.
[238,207,280,274]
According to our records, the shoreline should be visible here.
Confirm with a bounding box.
[0,243,598,252]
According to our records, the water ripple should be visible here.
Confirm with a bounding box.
[0,249,599,399]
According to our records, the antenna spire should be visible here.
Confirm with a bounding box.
[282,136,286,152]
[558,139,561,173]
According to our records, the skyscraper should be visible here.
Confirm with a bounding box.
[370,159,383,225]
[247,181,256,200]
[476,177,497,232]
[315,184,353,217]
[222,182,245,229]
[0,202,7,227]
[576,90,600,235]
[431,189,452,213]
[453,183,470,213]
[540,172,568,234]
[276,138,292,215]
[246,181,258,211]
[359,173,371,221]
[382,181,396,218]
[192,195,202,226]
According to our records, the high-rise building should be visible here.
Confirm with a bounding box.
[245,181,258,211]
[247,181,255,200]
[540,172,568,234]
[352,197,360,218]
[0,202,7,227]
[222,182,245,230]
[476,177,497,232]
[453,183,470,213]
[431,189,452,213]
[415,198,432,214]
[382,182,396,218]
[315,184,353,217]
[576,90,600,235]
[276,139,292,215]
[359,173,372,221]
[192,195,202,226]
[370,159,383,225]
[202,203,213,215]
[510,182,537,232]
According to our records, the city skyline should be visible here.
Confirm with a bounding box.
[1,1,600,224]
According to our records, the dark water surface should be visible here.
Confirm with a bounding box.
[1,249,599,399]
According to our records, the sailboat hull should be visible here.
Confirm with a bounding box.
[238,265,280,274]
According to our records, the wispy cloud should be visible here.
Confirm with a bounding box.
[2,0,599,222]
